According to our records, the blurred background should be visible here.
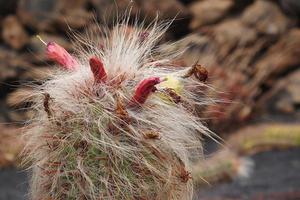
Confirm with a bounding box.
[0,0,300,199]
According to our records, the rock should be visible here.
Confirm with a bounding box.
[90,0,141,25]
[17,0,59,31]
[0,0,18,16]
[178,0,194,5]
[0,43,54,124]
[169,4,298,131]
[0,47,38,97]
[273,69,300,113]
[144,0,191,38]
[0,48,27,82]
[286,72,300,104]
[53,0,92,31]
[17,0,91,32]
[253,33,300,115]
[275,96,295,114]
[242,0,293,36]
[58,0,87,9]
[138,0,189,21]
[169,33,217,66]
[2,15,29,50]
[189,0,234,29]
[91,0,189,22]
[212,19,257,58]
[232,0,255,11]
[0,47,49,123]
[55,9,93,31]
[254,29,300,79]
[90,0,190,38]
[280,0,300,17]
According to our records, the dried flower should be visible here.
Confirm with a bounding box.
[182,61,208,82]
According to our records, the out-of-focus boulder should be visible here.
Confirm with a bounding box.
[91,0,189,22]
[55,9,93,31]
[286,71,300,104]
[212,19,257,58]
[90,0,134,22]
[178,0,194,5]
[242,0,293,36]
[0,0,18,16]
[17,0,59,31]
[189,0,234,29]
[254,29,300,79]
[53,0,93,31]
[90,0,190,38]
[246,29,300,115]
[0,48,29,83]
[280,0,300,17]
[2,15,29,50]
[170,33,217,66]
[0,45,54,123]
[138,0,189,21]
[268,69,300,114]
[17,0,92,32]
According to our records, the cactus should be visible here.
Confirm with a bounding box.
[22,20,211,200]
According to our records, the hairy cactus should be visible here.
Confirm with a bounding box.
[22,20,211,200]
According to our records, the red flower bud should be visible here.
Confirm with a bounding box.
[131,77,162,105]
[46,42,78,70]
[89,57,107,83]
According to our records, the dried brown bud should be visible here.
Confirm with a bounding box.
[143,130,160,139]
[194,65,208,82]
[182,61,208,82]
[163,88,181,104]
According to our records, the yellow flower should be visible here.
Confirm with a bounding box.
[157,75,183,104]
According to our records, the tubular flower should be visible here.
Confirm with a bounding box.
[132,77,162,104]
[89,56,107,83]
[46,42,78,70]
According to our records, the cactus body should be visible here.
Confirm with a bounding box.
[23,21,210,200]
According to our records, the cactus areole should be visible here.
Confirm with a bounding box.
[23,20,211,200]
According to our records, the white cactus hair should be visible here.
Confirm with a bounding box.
[23,13,213,200]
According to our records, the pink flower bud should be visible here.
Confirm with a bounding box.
[46,42,78,70]
[89,57,107,83]
[131,77,162,105]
